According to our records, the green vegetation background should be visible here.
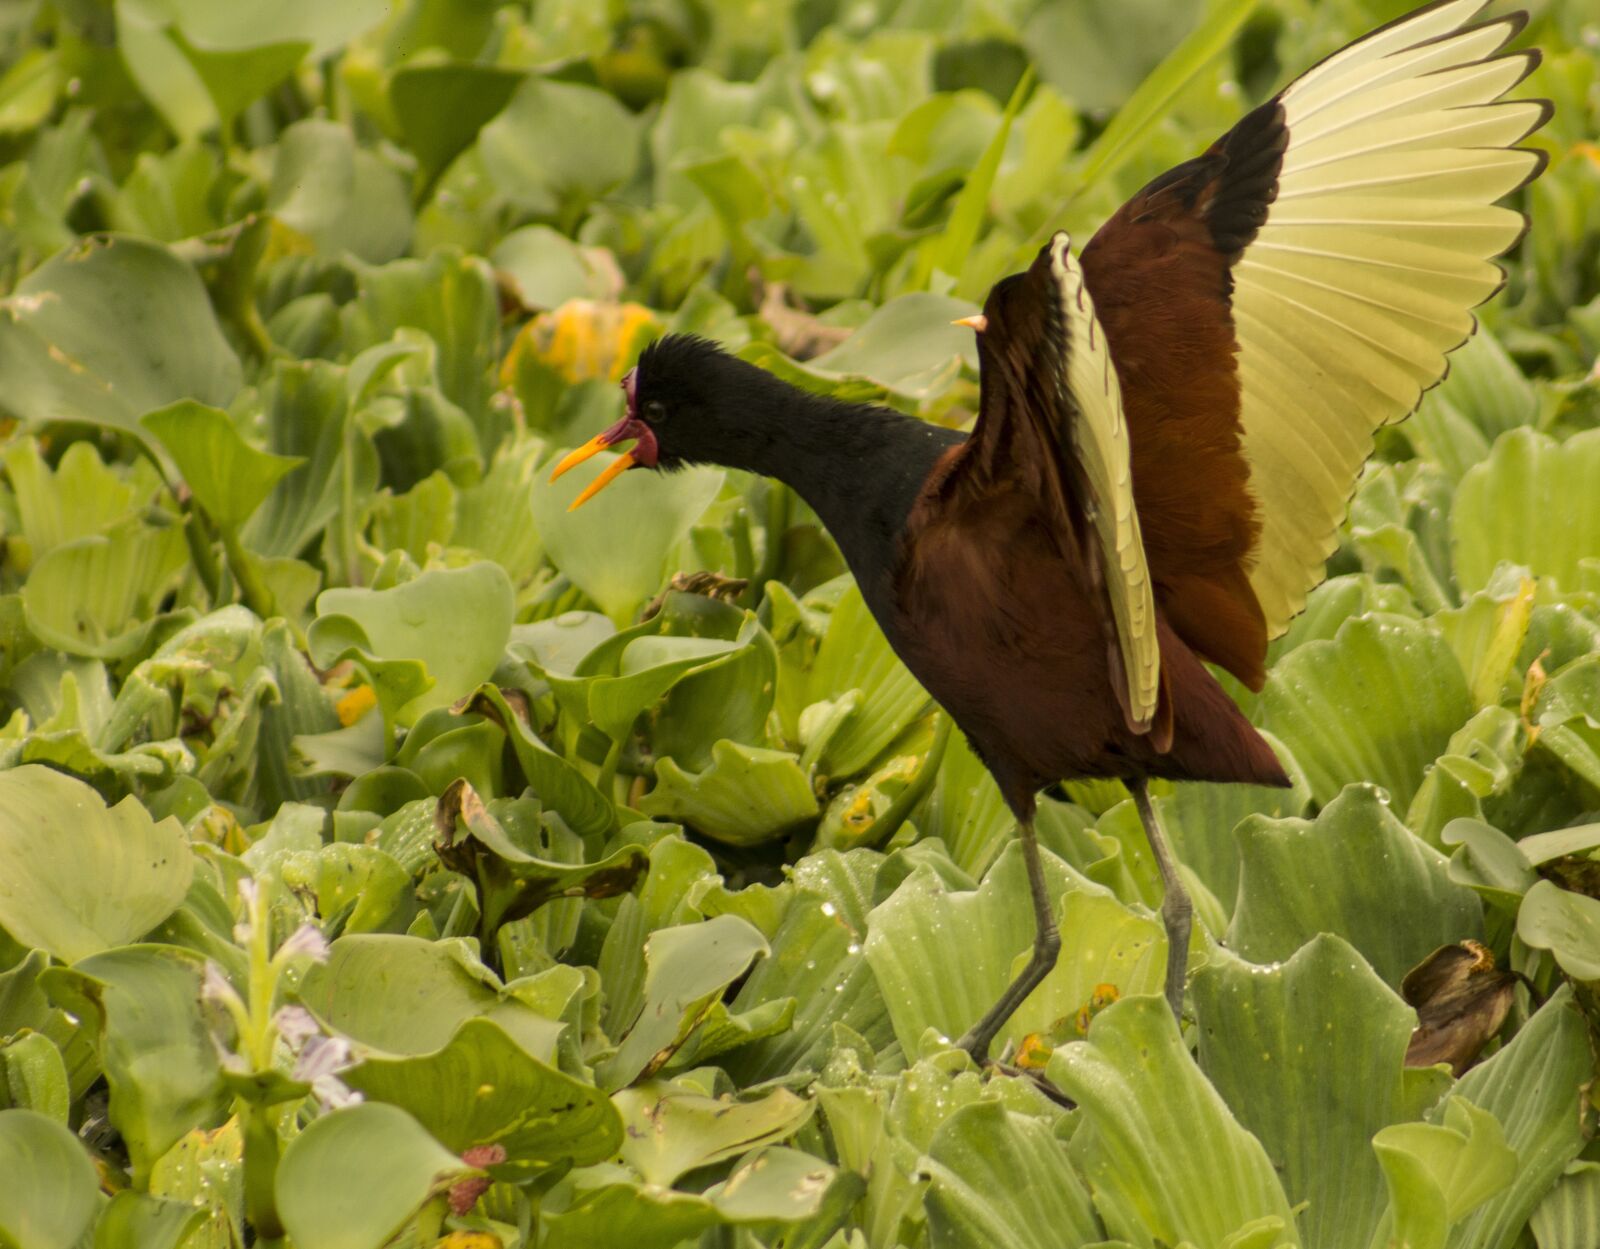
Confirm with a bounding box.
[0,0,1597,1246]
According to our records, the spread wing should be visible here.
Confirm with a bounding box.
[1081,0,1549,684]
[958,233,1162,741]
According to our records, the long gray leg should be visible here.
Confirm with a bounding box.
[958,818,1061,1061]
[1127,776,1191,1020]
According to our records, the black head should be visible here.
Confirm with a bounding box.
[548,333,839,505]
[624,333,763,472]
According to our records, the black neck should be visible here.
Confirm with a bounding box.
[689,372,961,598]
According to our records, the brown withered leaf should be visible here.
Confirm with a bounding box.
[1402,941,1518,1076]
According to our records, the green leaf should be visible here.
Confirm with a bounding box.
[297,934,565,1062]
[1445,987,1593,1249]
[542,1147,852,1249]
[1516,880,1600,980]
[1373,1098,1517,1249]
[802,294,979,401]
[276,1102,473,1249]
[92,1192,206,1249]
[0,1109,98,1249]
[865,844,1163,1055]
[598,913,770,1090]
[390,63,523,188]
[267,120,412,264]
[3,438,148,559]
[0,1031,69,1123]
[919,70,1032,295]
[308,563,514,727]
[20,518,187,660]
[1052,0,1256,194]
[1454,429,1600,595]
[922,1100,1103,1249]
[141,401,304,530]
[457,686,615,837]
[642,740,819,846]
[1261,615,1474,810]
[1530,1162,1600,1249]
[40,946,223,1184]
[1194,936,1437,1249]
[531,451,723,623]
[723,849,895,1083]
[1227,785,1482,987]
[491,225,614,311]
[479,77,641,219]
[613,1082,813,1187]
[0,235,240,434]
[343,1017,620,1176]
[1047,995,1296,1248]
[0,766,193,962]
[804,585,932,781]
[171,29,309,135]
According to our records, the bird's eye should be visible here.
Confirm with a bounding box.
[642,399,668,424]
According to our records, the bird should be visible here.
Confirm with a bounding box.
[550,0,1549,1060]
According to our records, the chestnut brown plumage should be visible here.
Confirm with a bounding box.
[551,0,1549,1058]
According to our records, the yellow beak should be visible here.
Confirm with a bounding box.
[549,435,637,511]
[951,314,987,333]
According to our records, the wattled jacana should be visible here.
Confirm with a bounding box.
[552,0,1549,1059]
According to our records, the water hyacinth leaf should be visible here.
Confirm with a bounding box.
[585,629,755,743]
[1157,729,1309,917]
[266,120,412,264]
[806,586,933,781]
[453,687,614,837]
[613,1082,813,1187]
[802,294,980,400]
[598,913,770,1090]
[39,946,223,1184]
[641,740,819,846]
[1261,616,1473,810]
[92,1192,205,1249]
[531,451,724,623]
[1193,937,1422,1249]
[922,1100,1103,1249]
[389,63,523,187]
[0,766,193,961]
[0,1108,97,1249]
[865,844,1163,1055]
[342,251,500,423]
[1436,577,1538,710]
[479,76,641,219]
[723,850,896,1083]
[1516,880,1600,980]
[1454,429,1600,596]
[0,235,240,434]
[1047,996,1296,1248]
[141,401,304,530]
[343,1017,620,1176]
[1228,785,1482,988]
[3,438,145,558]
[0,1030,69,1122]
[1530,1162,1600,1249]
[1372,1097,1517,1249]
[276,1102,475,1249]
[1444,987,1593,1249]
[20,518,188,660]
[432,782,646,935]
[279,844,415,936]
[297,934,564,1062]
[915,727,1015,876]
[308,563,514,726]
[541,1147,850,1249]
[492,225,614,310]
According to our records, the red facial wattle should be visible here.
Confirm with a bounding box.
[545,367,659,509]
